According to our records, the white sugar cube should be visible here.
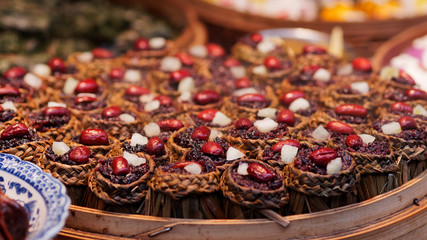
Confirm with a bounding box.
[289,98,310,112]
[130,133,148,147]
[326,157,342,175]
[226,147,245,161]
[212,111,232,126]
[381,122,402,135]
[312,125,330,141]
[144,122,161,137]
[280,145,298,163]
[123,151,146,166]
[237,162,249,175]
[52,142,70,156]
[254,118,278,133]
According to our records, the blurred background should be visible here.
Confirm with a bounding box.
[2,0,427,70]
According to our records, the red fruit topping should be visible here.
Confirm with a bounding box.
[398,70,416,85]
[271,139,301,152]
[175,52,194,66]
[247,162,274,182]
[0,86,20,96]
[390,102,413,114]
[69,146,91,164]
[201,142,224,156]
[92,48,113,59]
[193,90,220,105]
[264,56,281,69]
[197,109,218,122]
[173,161,203,171]
[134,37,149,51]
[74,78,98,94]
[250,32,263,43]
[398,116,417,130]
[237,93,266,104]
[405,88,427,100]
[0,123,29,140]
[169,69,191,84]
[74,95,97,104]
[191,126,211,141]
[42,107,70,116]
[0,105,4,112]
[112,157,130,176]
[157,119,184,131]
[301,65,321,75]
[326,121,355,134]
[154,95,173,106]
[235,77,251,89]
[234,118,253,130]
[102,106,122,118]
[125,86,150,96]
[280,90,305,106]
[80,129,109,145]
[223,58,241,68]
[303,45,326,55]
[276,109,295,126]
[48,57,66,73]
[109,67,125,79]
[352,57,372,72]
[206,43,225,57]
[345,135,363,148]
[3,67,27,79]
[335,104,367,118]
[309,148,337,167]
[146,137,165,156]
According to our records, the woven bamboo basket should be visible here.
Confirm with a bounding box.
[187,0,427,58]
[58,171,427,239]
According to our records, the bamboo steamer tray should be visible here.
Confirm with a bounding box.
[56,171,427,239]
[372,21,427,71]
[187,0,427,57]
[0,0,207,71]
[110,0,207,50]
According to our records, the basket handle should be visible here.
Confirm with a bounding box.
[134,221,192,239]
[259,209,290,228]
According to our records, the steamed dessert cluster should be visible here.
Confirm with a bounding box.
[0,31,425,218]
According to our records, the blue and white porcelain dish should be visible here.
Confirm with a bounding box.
[0,153,70,240]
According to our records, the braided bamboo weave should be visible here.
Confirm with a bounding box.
[147,167,221,200]
[42,141,109,186]
[36,116,82,142]
[221,86,278,120]
[349,144,398,174]
[321,85,380,116]
[165,127,191,161]
[42,154,97,187]
[67,52,124,79]
[284,154,360,197]
[88,152,155,205]
[82,115,142,142]
[224,134,283,154]
[220,159,288,209]
[373,129,426,161]
[1,140,50,167]
[231,40,292,65]
[121,41,176,69]
[311,110,369,134]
